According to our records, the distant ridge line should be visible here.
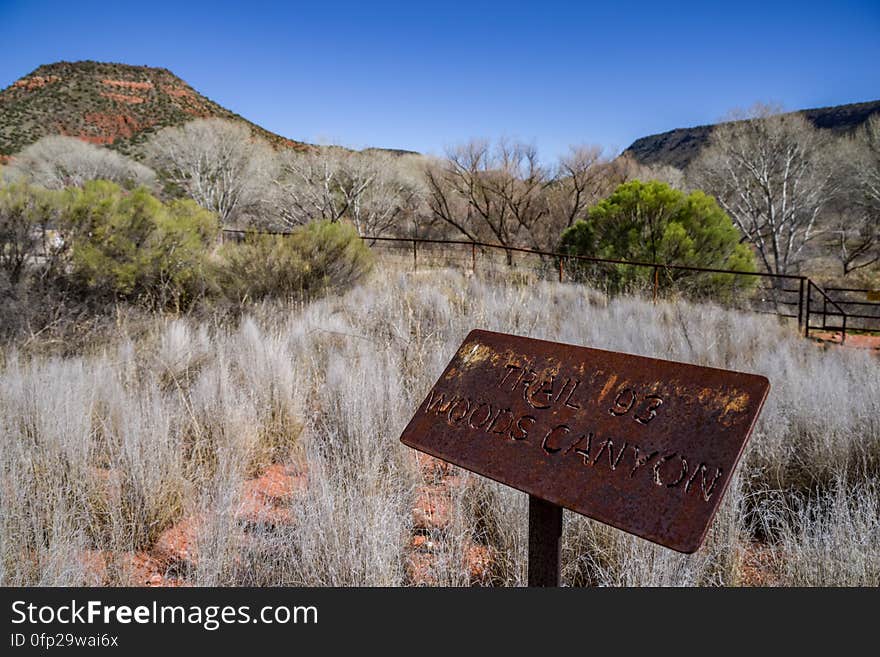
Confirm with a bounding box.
[623,99,880,170]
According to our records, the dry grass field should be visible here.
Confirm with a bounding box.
[1,265,878,586]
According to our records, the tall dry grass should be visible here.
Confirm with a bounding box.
[1,266,878,585]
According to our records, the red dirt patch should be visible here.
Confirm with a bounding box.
[73,550,188,586]
[101,79,153,90]
[247,463,305,502]
[406,548,438,585]
[412,484,452,531]
[415,452,454,480]
[76,135,116,145]
[182,107,212,117]
[128,462,304,586]
[465,543,495,582]
[12,75,60,90]
[74,549,111,584]
[82,112,144,141]
[78,456,493,587]
[812,330,880,350]
[100,91,146,105]
[405,533,497,585]
[152,515,202,566]
[124,552,189,587]
[235,464,304,527]
[407,454,498,585]
[738,542,780,587]
[161,84,194,98]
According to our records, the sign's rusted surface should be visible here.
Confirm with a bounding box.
[399,330,770,553]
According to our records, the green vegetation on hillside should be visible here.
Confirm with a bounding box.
[0,60,309,157]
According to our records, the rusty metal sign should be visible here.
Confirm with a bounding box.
[399,329,769,553]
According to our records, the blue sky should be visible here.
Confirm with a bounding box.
[1,0,878,159]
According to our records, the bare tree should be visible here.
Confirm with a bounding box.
[345,152,423,237]
[831,210,878,275]
[630,161,686,190]
[856,115,880,210]
[689,105,835,275]
[270,148,422,236]
[490,140,551,250]
[425,139,628,253]
[539,145,626,245]
[424,139,552,257]
[4,136,156,189]
[143,119,272,225]
[271,147,350,225]
[832,115,880,275]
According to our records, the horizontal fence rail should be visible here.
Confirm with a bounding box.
[822,287,880,333]
[220,229,880,343]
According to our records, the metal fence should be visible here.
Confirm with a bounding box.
[822,287,880,333]
[221,229,880,343]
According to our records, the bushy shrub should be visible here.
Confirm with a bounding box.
[61,181,218,309]
[0,182,58,286]
[216,221,373,302]
[1,180,374,337]
[560,180,757,296]
[0,183,63,338]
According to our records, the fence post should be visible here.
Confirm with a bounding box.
[472,242,477,274]
[558,257,564,283]
[804,281,812,338]
[841,314,847,345]
[822,295,827,330]
[797,277,805,331]
[653,266,659,304]
[412,239,417,272]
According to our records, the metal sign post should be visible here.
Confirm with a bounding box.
[399,329,770,584]
[528,495,562,587]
